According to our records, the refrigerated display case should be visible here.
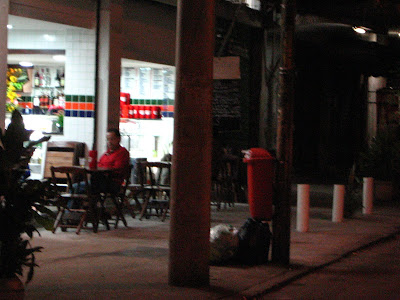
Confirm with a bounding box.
[120,118,173,161]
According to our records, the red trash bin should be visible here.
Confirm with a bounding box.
[243,148,275,220]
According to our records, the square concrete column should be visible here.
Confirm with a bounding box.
[168,0,215,288]
[0,0,9,130]
[95,0,123,152]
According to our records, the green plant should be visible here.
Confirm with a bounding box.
[6,67,26,113]
[358,128,400,181]
[6,101,20,113]
[56,111,64,131]
[0,110,53,284]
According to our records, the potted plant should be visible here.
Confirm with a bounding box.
[0,110,53,298]
[358,127,400,201]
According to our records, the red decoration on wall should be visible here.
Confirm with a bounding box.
[123,105,162,119]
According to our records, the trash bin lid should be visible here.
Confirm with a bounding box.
[243,148,274,162]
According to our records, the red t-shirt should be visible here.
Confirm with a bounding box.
[98,146,130,184]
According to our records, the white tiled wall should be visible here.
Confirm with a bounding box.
[59,117,94,149]
[64,28,96,96]
[8,30,66,49]
[63,28,96,149]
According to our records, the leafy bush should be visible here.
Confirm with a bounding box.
[358,128,400,181]
[0,110,53,284]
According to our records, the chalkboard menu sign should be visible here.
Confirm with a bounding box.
[213,79,241,131]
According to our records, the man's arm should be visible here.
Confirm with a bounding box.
[112,147,130,170]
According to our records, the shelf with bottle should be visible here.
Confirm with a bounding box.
[31,66,64,114]
[33,67,64,89]
[32,89,65,115]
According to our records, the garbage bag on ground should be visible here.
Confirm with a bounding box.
[237,218,271,265]
[209,224,239,264]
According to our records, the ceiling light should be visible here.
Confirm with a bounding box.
[43,34,56,41]
[19,61,33,67]
[353,27,367,34]
[7,24,13,29]
[53,55,66,62]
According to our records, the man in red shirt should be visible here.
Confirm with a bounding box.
[93,128,130,192]
[98,128,130,178]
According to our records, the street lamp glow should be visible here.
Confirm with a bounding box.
[353,27,366,34]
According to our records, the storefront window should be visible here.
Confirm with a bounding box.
[6,15,96,144]
[6,59,65,134]
[120,59,175,161]
[6,15,96,179]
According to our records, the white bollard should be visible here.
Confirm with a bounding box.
[332,184,345,222]
[296,184,310,232]
[363,177,374,215]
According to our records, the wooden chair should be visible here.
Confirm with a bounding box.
[102,165,134,228]
[125,159,148,218]
[50,166,99,234]
[212,155,240,210]
[138,161,171,221]
[44,141,86,179]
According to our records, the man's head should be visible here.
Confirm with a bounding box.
[106,128,121,152]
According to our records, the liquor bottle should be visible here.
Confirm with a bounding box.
[55,70,61,87]
[39,69,45,87]
[33,96,40,107]
[53,96,59,107]
[60,71,65,87]
[44,68,51,87]
[34,70,40,87]
[58,93,65,108]
[39,93,45,107]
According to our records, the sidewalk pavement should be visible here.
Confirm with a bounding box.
[25,185,400,299]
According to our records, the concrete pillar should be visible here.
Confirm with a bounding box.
[272,0,295,266]
[296,184,310,232]
[169,0,215,287]
[367,76,386,144]
[365,32,387,144]
[363,177,374,215]
[332,184,345,222]
[95,0,123,152]
[0,0,9,130]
